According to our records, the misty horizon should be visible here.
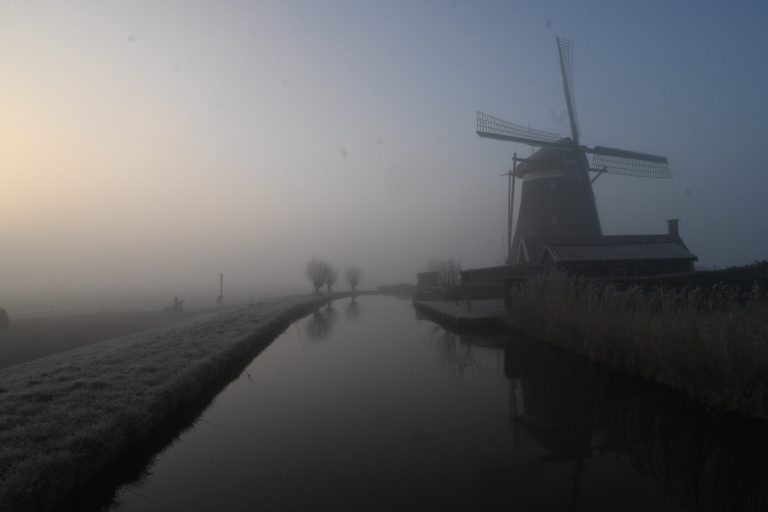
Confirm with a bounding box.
[2,1,767,312]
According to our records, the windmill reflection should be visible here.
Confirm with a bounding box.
[505,339,593,457]
[501,334,768,511]
[503,338,593,509]
[423,318,768,510]
[305,303,338,341]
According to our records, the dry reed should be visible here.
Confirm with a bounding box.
[508,273,768,418]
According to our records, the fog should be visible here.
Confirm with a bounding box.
[2,1,767,311]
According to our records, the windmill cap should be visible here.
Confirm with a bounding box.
[515,140,579,178]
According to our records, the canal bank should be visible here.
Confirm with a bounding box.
[0,294,340,512]
[412,298,505,331]
[505,274,768,420]
[90,296,768,511]
[418,274,768,421]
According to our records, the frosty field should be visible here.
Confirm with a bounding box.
[0,295,330,512]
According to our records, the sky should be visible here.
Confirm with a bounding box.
[1,0,767,310]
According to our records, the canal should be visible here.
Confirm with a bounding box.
[104,295,768,511]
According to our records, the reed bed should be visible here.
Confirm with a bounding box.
[508,273,768,418]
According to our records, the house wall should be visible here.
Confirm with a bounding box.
[554,259,694,277]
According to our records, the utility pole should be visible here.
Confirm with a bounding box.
[217,273,224,308]
[501,152,517,264]
[502,169,512,262]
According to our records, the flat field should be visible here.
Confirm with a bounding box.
[0,295,330,512]
[0,310,209,370]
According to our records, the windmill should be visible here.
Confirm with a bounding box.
[477,37,670,264]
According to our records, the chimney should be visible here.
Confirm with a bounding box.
[667,219,679,239]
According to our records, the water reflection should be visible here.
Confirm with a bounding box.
[501,338,598,510]
[344,297,361,321]
[505,338,593,460]
[501,333,768,511]
[420,323,768,511]
[304,303,337,341]
[91,297,768,512]
[429,325,494,376]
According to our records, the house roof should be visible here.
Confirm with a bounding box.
[521,233,695,264]
[461,263,539,278]
[543,241,697,263]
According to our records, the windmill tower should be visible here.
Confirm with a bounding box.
[477,37,670,264]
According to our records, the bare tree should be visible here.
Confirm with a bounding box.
[305,258,325,294]
[322,262,339,293]
[427,259,463,292]
[345,266,362,293]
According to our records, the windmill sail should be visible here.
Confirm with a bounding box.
[556,37,580,145]
[586,146,671,178]
[477,112,566,148]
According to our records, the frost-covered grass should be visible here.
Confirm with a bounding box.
[0,295,330,512]
[508,273,768,418]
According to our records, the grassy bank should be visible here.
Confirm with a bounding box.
[507,273,768,418]
[0,295,333,512]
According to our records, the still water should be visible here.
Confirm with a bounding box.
[108,295,768,511]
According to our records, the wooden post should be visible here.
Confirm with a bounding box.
[217,273,224,308]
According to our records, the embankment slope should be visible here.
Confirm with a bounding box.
[0,295,331,512]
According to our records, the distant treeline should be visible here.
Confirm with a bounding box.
[377,283,416,296]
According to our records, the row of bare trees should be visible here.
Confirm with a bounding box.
[427,258,462,291]
[305,258,362,294]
